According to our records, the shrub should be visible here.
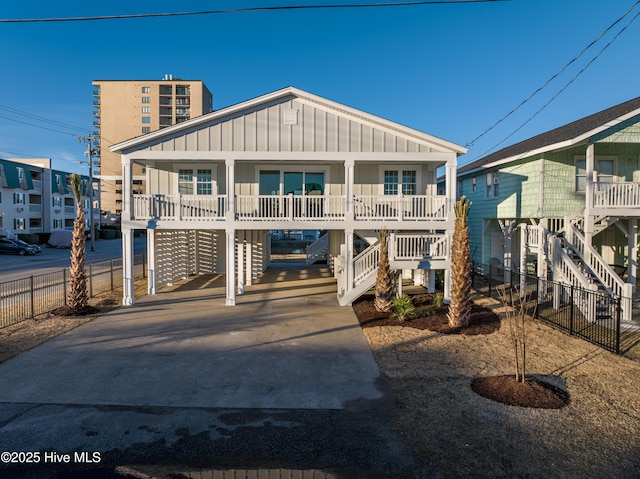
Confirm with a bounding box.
[18,233,40,245]
[100,229,116,240]
[433,292,444,307]
[391,293,415,321]
[37,232,51,245]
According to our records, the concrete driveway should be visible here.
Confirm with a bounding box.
[0,263,382,410]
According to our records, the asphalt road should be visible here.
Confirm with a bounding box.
[0,236,147,283]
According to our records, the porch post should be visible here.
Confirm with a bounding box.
[121,154,135,306]
[237,229,245,295]
[519,223,527,294]
[246,230,253,286]
[226,229,236,306]
[345,229,354,291]
[225,159,236,222]
[147,228,156,295]
[584,143,595,246]
[629,219,638,292]
[122,229,134,305]
[345,158,355,223]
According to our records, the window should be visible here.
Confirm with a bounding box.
[53,196,62,207]
[53,219,62,229]
[485,172,499,198]
[384,170,417,195]
[142,117,151,124]
[65,219,74,228]
[141,86,150,93]
[457,180,463,198]
[575,157,616,192]
[196,170,212,195]
[472,177,477,193]
[14,218,25,230]
[142,107,150,113]
[142,127,150,134]
[29,218,42,228]
[178,169,193,194]
[142,97,151,103]
[13,193,25,204]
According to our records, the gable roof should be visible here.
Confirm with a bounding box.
[458,96,640,175]
[110,86,467,155]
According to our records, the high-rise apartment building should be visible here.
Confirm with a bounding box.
[92,75,213,215]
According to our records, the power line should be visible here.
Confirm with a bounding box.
[0,0,510,23]
[0,104,87,133]
[464,1,640,163]
[466,0,640,149]
[0,114,79,137]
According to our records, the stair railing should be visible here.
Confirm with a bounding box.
[306,233,329,265]
[353,241,380,287]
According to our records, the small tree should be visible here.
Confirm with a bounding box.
[447,196,472,328]
[67,174,88,311]
[374,228,394,313]
[496,284,537,383]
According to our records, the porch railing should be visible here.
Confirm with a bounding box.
[593,181,640,208]
[131,194,450,222]
[392,233,448,260]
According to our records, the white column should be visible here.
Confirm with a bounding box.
[345,230,354,291]
[121,154,133,221]
[629,219,638,292]
[444,268,451,303]
[226,229,236,306]
[428,269,436,293]
[225,159,235,222]
[147,229,156,295]
[345,158,355,223]
[122,229,134,305]
[584,143,595,245]
[237,229,245,295]
[246,230,253,285]
[519,224,527,294]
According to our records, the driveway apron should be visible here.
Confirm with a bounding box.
[0,264,382,409]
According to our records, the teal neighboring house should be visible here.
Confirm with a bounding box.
[455,97,640,323]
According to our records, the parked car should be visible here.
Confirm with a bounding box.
[0,238,41,255]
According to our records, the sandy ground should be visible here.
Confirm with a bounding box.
[362,293,640,478]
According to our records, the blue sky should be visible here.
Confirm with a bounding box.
[0,0,639,175]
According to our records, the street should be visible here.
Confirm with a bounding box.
[0,236,147,284]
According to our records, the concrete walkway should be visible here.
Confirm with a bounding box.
[0,263,382,410]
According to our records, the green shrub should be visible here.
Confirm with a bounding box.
[434,292,444,307]
[37,232,51,245]
[100,229,116,240]
[391,293,415,321]
[18,233,40,245]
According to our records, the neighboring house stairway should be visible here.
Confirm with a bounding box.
[306,233,329,265]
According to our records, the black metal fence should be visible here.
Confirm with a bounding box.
[471,261,627,354]
[0,254,146,329]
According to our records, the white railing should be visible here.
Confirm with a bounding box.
[523,224,543,250]
[353,195,448,221]
[353,241,380,287]
[306,233,329,265]
[130,193,449,223]
[236,195,346,221]
[564,222,632,321]
[132,194,226,221]
[593,182,640,208]
[392,233,448,260]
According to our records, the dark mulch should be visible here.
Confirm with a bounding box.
[51,305,101,317]
[352,293,501,335]
[471,375,570,409]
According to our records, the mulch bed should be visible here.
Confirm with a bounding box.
[51,305,101,317]
[352,293,501,335]
[471,375,570,409]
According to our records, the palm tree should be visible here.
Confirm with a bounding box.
[67,174,88,311]
[447,196,472,328]
[375,228,394,313]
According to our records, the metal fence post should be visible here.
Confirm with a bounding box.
[488,264,492,298]
[569,285,574,336]
[30,276,35,319]
[63,268,67,305]
[110,259,114,291]
[143,252,146,279]
[471,261,475,289]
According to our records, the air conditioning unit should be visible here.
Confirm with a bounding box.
[16,207,23,212]
[54,209,61,214]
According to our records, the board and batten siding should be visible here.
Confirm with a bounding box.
[146,98,438,154]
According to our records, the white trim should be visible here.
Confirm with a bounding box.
[574,155,617,193]
[377,165,423,196]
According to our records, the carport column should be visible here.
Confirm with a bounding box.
[584,143,595,247]
[226,229,236,306]
[345,229,354,291]
[344,158,355,223]
[122,230,134,305]
[246,230,253,285]
[121,154,135,306]
[147,229,156,295]
[629,219,638,292]
[237,230,245,295]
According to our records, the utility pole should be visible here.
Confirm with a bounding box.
[78,132,96,252]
